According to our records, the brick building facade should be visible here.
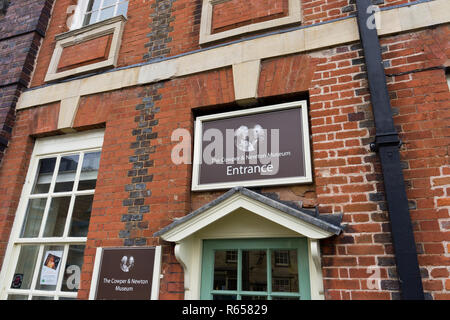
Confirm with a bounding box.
[0,0,448,300]
[0,0,54,164]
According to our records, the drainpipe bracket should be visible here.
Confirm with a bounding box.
[370,133,402,152]
[0,136,8,148]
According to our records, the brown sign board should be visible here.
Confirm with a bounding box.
[192,101,312,191]
[95,247,158,300]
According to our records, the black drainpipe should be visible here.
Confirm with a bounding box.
[355,0,424,299]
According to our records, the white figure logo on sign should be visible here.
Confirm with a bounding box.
[235,124,266,152]
[120,255,134,272]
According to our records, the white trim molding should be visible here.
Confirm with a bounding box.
[308,239,324,299]
[199,0,301,44]
[159,193,335,242]
[88,247,103,300]
[151,245,162,300]
[45,15,126,82]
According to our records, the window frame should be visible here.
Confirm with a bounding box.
[70,0,128,30]
[0,130,105,300]
[274,250,290,267]
[200,238,311,300]
[446,68,450,91]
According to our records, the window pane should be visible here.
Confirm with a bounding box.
[11,245,40,290]
[214,250,237,291]
[102,0,117,8]
[116,1,128,17]
[69,195,94,237]
[98,6,115,22]
[61,245,86,292]
[78,151,100,190]
[54,155,79,192]
[43,197,71,237]
[35,245,64,291]
[20,198,47,238]
[32,296,54,300]
[271,250,299,293]
[242,250,267,292]
[32,158,56,194]
[83,10,99,26]
[87,0,102,11]
[7,294,28,300]
[274,250,290,266]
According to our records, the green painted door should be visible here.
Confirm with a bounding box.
[200,238,311,300]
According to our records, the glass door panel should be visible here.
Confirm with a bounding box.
[201,238,310,300]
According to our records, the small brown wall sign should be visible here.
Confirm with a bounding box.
[94,247,161,300]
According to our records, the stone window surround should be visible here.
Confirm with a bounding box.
[44,15,126,83]
[199,0,301,45]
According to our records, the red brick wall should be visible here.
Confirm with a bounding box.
[302,0,420,26]
[306,26,449,300]
[0,0,54,164]
[382,27,450,299]
[0,102,59,265]
[30,0,74,87]
[76,70,237,299]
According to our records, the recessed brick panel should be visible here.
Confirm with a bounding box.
[57,34,112,72]
[211,0,289,34]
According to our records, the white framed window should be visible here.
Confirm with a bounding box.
[274,250,290,267]
[71,0,128,30]
[0,130,104,300]
[225,250,237,263]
